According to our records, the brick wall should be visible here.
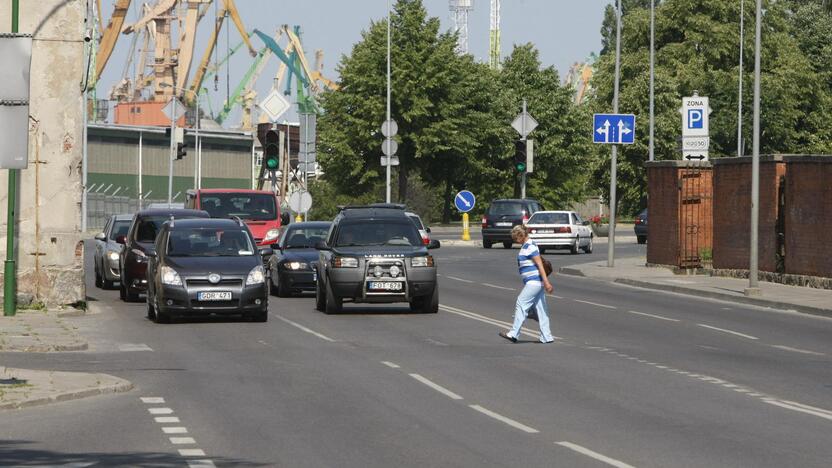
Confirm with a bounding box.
[646,162,713,267]
[784,156,832,277]
[712,156,785,272]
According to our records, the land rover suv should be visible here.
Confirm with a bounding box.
[315,204,440,314]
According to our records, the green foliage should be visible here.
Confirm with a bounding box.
[590,0,832,217]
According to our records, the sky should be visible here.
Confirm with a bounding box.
[97,0,610,126]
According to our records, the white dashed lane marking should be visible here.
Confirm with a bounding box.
[481,282,517,291]
[179,449,206,457]
[162,427,188,434]
[697,323,759,340]
[381,361,401,369]
[627,310,680,322]
[555,441,636,468]
[272,313,335,342]
[141,397,213,465]
[469,405,539,433]
[573,299,616,309]
[148,407,173,415]
[447,275,475,283]
[409,373,464,400]
[770,345,826,356]
[170,437,197,445]
[140,397,165,404]
[155,416,180,423]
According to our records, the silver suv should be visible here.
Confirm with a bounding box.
[314,204,440,314]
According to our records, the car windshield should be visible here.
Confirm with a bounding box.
[167,228,254,257]
[200,193,276,221]
[529,213,570,225]
[335,221,422,247]
[283,226,330,249]
[112,220,131,239]
[136,217,172,243]
[488,202,523,216]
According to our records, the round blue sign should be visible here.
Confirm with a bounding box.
[454,190,476,213]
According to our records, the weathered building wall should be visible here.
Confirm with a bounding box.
[712,156,785,272]
[0,1,85,306]
[784,156,832,278]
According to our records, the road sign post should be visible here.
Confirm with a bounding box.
[454,190,476,241]
[512,100,537,199]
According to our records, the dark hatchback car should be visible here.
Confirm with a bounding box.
[634,208,648,244]
[481,199,544,248]
[145,218,271,323]
[94,214,132,289]
[118,208,210,302]
[269,221,332,297]
[315,204,440,315]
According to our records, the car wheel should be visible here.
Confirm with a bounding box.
[324,279,342,315]
[637,235,647,244]
[482,240,492,249]
[315,278,326,312]
[146,294,156,320]
[95,263,103,288]
[503,241,512,249]
[119,279,127,301]
[582,236,594,254]
[250,309,268,322]
[570,238,579,255]
[275,272,291,298]
[410,287,439,314]
[268,271,278,296]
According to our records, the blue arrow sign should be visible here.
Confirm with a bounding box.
[593,114,636,145]
[454,190,476,213]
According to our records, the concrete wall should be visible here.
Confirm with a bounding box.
[784,156,832,277]
[0,1,85,306]
[712,156,785,272]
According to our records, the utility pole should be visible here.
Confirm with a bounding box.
[607,0,622,268]
[167,97,176,206]
[385,0,392,204]
[4,0,20,316]
[648,0,655,162]
[746,0,762,296]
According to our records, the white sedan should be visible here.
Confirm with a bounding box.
[526,210,593,254]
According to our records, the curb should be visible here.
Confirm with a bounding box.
[557,267,585,277]
[0,376,133,411]
[612,278,832,319]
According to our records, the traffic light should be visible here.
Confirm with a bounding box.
[176,142,187,160]
[263,129,280,171]
[514,139,527,172]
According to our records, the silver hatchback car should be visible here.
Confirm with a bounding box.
[526,210,593,254]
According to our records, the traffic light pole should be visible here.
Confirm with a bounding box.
[520,99,527,199]
[167,97,176,206]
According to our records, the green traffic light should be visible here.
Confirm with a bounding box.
[516,163,526,172]
[266,158,278,169]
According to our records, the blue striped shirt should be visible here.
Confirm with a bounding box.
[517,241,542,284]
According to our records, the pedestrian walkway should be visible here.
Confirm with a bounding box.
[560,256,832,318]
[0,309,133,411]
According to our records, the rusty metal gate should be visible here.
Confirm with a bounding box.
[678,164,705,269]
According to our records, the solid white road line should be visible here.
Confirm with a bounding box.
[272,314,335,342]
[148,407,173,415]
[763,399,832,422]
[627,310,680,322]
[119,343,153,352]
[468,405,539,433]
[179,449,206,457]
[170,437,196,445]
[381,361,401,369]
[771,345,826,356]
[155,416,180,423]
[409,373,463,400]
[482,282,516,291]
[140,397,165,404]
[555,441,636,468]
[447,275,474,283]
[697,323,759,340]
[162,427,188,434]
[573,299,617,309]
[547,294,564,299]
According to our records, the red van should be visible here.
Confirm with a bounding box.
[185,189,289,246]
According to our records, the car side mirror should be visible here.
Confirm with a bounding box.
[315,240,330,251]
[259,247,274,257]
[280,212,290,225]
[428,239,441,250]
[94,232,106,241]
[115,235,127,245]
[582,221,590,226]
[426,226,431,233]
[146,251,157,258]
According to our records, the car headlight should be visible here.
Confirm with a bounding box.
[246,265,266,285]
[161,266,182,286]
[411,255,434,267]
[389,265,401,277]
[131,248,147,263]
[264,229,280,242]
[283,261,308,270]
[107,251,120,262]
[333,256,358,268]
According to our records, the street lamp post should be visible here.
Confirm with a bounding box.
[385,0,392,204]
[649,0,655,162]
[737,0,745,158]
[746,0,762,296]
[607,0,622,268]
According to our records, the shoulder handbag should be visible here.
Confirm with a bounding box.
[541,256,553,277]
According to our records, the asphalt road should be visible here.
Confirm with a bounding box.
[2,240,831,467]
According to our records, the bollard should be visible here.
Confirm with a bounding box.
[462,213,471,241]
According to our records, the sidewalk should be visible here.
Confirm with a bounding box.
[0,310,134,411]
[559,256,832,318]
